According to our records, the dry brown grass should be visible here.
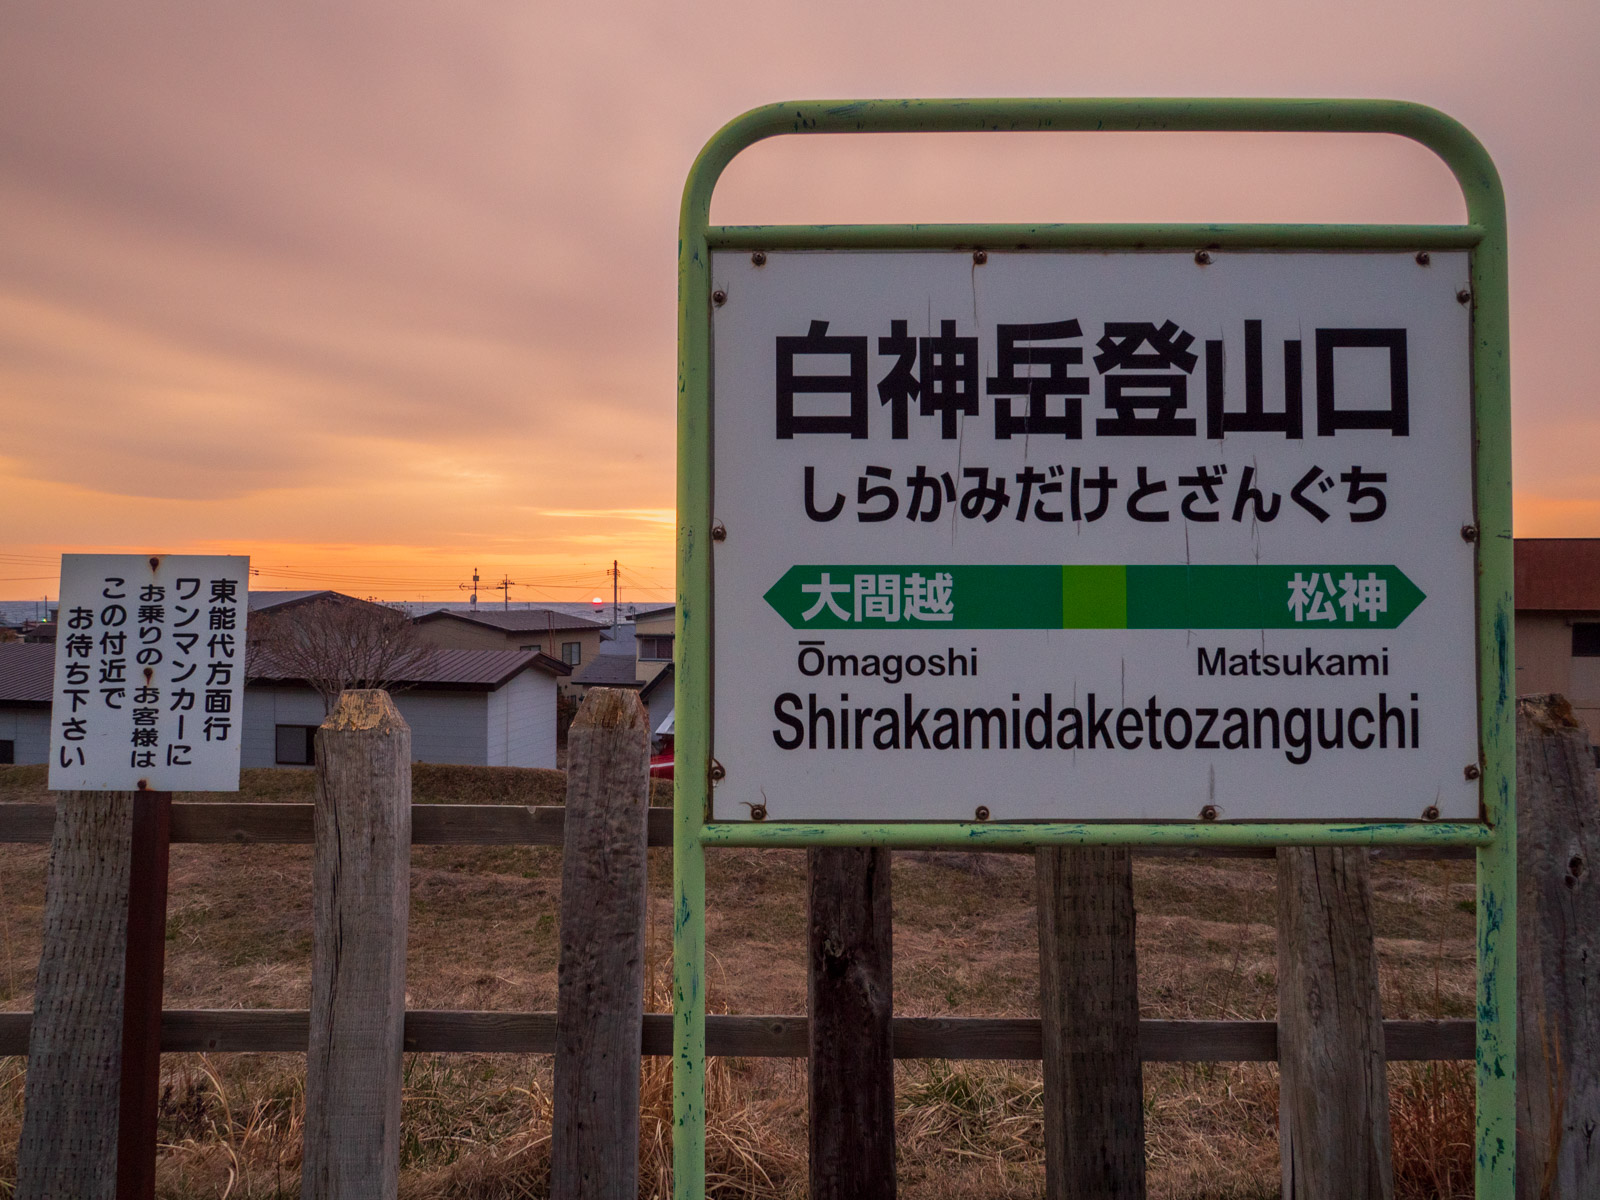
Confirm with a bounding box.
[0,764,1478,1197]
[1391,1061,1475,1200]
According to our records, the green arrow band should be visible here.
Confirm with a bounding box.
[763,564,1426,631]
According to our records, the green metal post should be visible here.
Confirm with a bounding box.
[676,98,1512,1200]
[1464,143,1515,1200]
[674,151,712,1200]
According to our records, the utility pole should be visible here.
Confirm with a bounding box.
[611,560,619,634]
[495,575,518,611]
[458,567,481,612]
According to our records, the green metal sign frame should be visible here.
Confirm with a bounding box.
[674,98,1512,1199]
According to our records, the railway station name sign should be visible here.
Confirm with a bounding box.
[710,250,1479,823]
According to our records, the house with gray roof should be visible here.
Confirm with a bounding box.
[245,647,569,769]
[412,608,610,689]
[0,643,54,764]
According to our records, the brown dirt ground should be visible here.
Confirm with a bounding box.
[0,764,1476,1198]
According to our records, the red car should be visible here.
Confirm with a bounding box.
[650,734,674,780]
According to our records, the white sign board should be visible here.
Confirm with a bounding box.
[710,250,1479,822]
[50,554,249,791]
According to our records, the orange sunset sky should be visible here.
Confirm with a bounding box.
[2,2,1597,603]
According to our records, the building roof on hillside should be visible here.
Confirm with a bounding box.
[248,590,394,614]
[414,608,607,634]
[1515,539,1600,611]
[570,655,643,689]
[249,647,569,690]
[0,602,56,628]
[249,590,327,611]
[0,643,55,705]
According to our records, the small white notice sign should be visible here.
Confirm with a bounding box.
[49,554,249,792]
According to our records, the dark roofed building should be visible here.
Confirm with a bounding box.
[0,643,55,764]
[248,590,396,615]
[569,653,644,697]
[243,647,569,769]
[1515,538,1600,744]
[640,661,674,745]
[413,608,610,687]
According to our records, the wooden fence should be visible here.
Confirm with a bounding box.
[0,689,1594,1198]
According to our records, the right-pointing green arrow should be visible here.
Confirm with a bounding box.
[763,563,1427,631]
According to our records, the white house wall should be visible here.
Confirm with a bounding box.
[238,678,573,768]
[0,708,51,765]
[243,686,488,767]
[241,687,327,768]
[486,668,557,768]
[647,686,674,747]
[393,691,489,765]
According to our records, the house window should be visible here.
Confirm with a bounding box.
[1574,624,1600,657]
[0,740,13,765]
[520,643,543,653]
[562,641,582,666]
[275,725,318,766]
[639,635,674,661]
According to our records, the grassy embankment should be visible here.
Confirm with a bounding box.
[0,764,1475,1198]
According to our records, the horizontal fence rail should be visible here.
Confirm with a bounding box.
[0,798,1474,1077]
[0,803,1473,856]
[0,1011,1472,1061]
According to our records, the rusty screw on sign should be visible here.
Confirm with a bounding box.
[973,805,991,821]
[972,250,988,266]
[1456,288,1472,305]
[711,520,727,543]
[1464,763,1482,781]
[1199,804,1219,821]
[1415,251,1431,267]
[751,251,767,267]
[149,555,161,570]
[749,804,768,822]
[712,289,727,307]
[1461,524,1479,543]
[1422,805,1441,821]
[709,759,726,783]
[1194,250,1214,266]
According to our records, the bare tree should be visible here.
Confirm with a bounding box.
[247,598,432,714]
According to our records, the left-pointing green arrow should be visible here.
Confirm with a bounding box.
[762,564,1426,631]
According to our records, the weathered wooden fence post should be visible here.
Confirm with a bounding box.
[117,788,173,1200]
[1276,846,1393,1200]
[552,687,651,1199]
[16,793,136,1200]
[1516,693,1600,1199]
[301,691,411,1200]
[808,846,895,1200]
[1036,846,1145,1199]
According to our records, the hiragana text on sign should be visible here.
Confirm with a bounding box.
[50,554,249,792]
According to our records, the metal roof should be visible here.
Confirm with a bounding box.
[248,590,333,611]
[0,643,55,705]
[571,654,644,688]
[414,608,608,634]
[600,624,637,654]
[1515,539,1600,612]
[248,590,398,615]
[249,647,569,690]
